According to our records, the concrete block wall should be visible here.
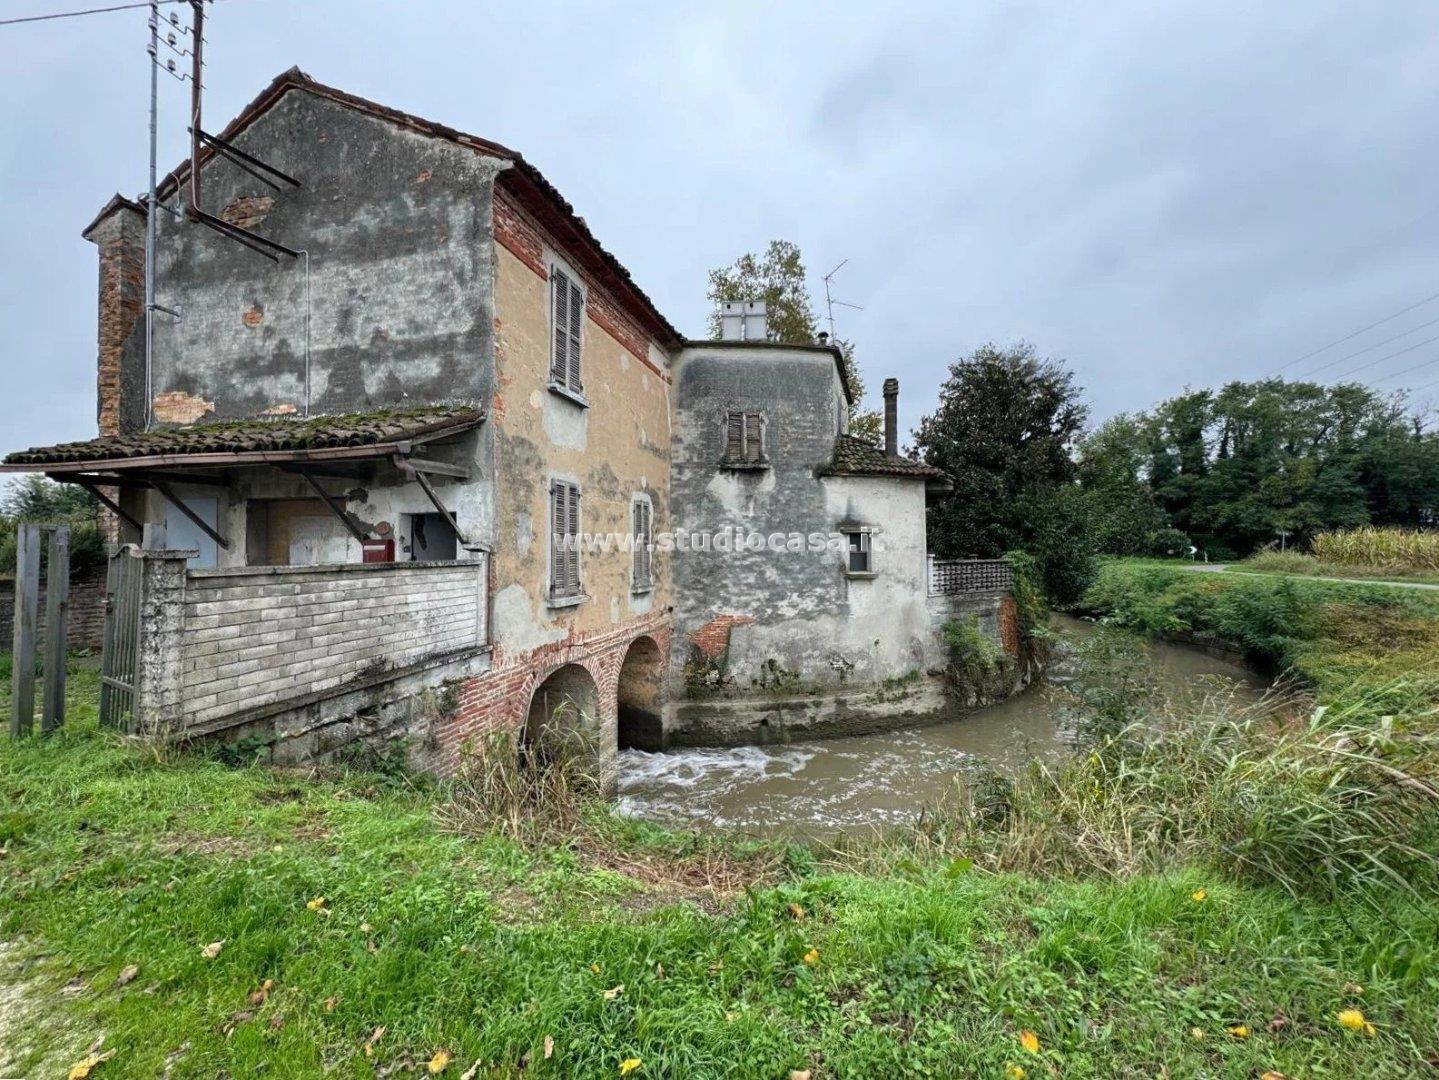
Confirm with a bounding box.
[177,560,488,728]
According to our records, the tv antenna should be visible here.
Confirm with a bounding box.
[822,259,864,343]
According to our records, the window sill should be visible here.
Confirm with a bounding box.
[547,592,590,609]
[718,460,770,472]
[844,570,878,580]
[547,381,590,408]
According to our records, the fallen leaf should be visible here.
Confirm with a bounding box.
[1189,1027,1205,1041]
[200,941,224,960]
[269,1014,285,1031]
[1267,1014,1289,1034]
[360,922,373,933]
[67,1050,115,1079]
[602,984,625,1001]
[459,1061,483,1080]
[248,979,275,1006]
[619,1059,642,1075]
[707,960,724,975]
[1343,981,1365,996]
[1004,1066,1026,1080]
[1226,1025,1250,1039]
[115,965,139,987]
[306,895,327,912]
[1261,1072,1295,1080]
[788,902,806,920]
[363,1025,386,1057]
[589,963,601,974]
[1020,1029,1040,1054]
[654,962,664,980]
[802,948,820,966]
[323,996,339,1013]
[428,1049,452,1074]
[789,1072,812,1080]
[544,1035,554,1060]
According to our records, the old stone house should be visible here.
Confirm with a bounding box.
[2,69,1018,779]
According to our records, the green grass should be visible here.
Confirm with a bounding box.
[1241,551,1439,586]
[4,658,1439,1077]
[1081,558,1439,721]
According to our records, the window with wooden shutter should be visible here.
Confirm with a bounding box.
[550,480,582,600]
[721,410,767,465]
[550,265,584,394]
[631,497,653,591]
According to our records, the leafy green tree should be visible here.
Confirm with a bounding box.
[915,342,1093,602]
[706,239,871,423]
[0,475,105,575]
[1077,414,1172,555]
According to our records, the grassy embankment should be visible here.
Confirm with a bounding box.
[1238,527,1439,586]
[2,563,1438,1077]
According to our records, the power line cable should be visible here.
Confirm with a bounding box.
[0,0,189,26]
[1326,332,1439,382]
[1267,288,1439,376]
[1374,354,1439,384]
[1293,314,1439,380]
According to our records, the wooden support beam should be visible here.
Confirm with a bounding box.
[67,477,145,533]
[392,454,470,479]
[295,470,368,543]
[410,468,469,546]
[41,527,69,733]
[9,524,40,737]
[152,481,231,550]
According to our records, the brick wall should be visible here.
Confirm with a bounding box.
[177,561,488,728]
[439,613,671,777]
[492,186,665,382]
[0,568,108,652]
[689,613,756,658]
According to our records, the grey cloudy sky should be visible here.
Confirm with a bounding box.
[3,0,1438,454]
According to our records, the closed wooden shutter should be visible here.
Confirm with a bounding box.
[549,481,566,594]
[744,413,764,461]
[563,483,581,593]
[551,270,570,384]
[632,499,652,588]
[565,277,584,391]
[725,411,744,460]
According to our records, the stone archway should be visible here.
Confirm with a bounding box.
[524,663,601,762]
[616,635,665,751]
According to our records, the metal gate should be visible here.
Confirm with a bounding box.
[99,546,144,730]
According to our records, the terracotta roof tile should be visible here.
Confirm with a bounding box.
[4,406,483,467]
[818,434,951,482]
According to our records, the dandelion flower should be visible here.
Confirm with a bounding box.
[1337,1009,1375,1036]
[306,896,327,911]
[1005,1065,1026,1080]
[1226,1025,1250,1038]
[1019,1030,1040,1054]
[802,948,820,966]
[1191,889,1207,903]
[619,1058,642,1075]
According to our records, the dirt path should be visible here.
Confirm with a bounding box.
[1185,563,1439,591]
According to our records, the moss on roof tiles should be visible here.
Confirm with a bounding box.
[4,405,484,466]
[818,434,951,481]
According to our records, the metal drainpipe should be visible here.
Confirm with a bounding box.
[298,249,312,417]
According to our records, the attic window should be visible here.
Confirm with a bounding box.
[721,411,767,467]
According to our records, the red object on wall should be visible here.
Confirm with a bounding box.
[361,538,395,563]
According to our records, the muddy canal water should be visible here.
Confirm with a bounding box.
[616,616,1266,834]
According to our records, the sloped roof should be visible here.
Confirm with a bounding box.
[3,407,483,469]
[91,66,684,349]
[818,434,952,483]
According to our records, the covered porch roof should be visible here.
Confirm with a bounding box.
[1,406,484,473]
[1,406,486,551]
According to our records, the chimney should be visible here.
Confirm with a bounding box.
[720,300,768,341]
[83,195,147,437]
[883,377,899,458]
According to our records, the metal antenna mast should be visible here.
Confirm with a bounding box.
[145,0,159,428]
[822,259,864,342]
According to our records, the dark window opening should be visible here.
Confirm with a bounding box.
[844,530,872,574]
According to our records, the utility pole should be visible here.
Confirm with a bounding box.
[144,0,159,429]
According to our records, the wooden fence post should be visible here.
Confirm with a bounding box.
[42,526,70,733]
[9,523,41,737]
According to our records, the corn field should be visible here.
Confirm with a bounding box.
[1311,526,1439,571]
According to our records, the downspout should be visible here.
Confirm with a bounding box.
[296,249,312,417]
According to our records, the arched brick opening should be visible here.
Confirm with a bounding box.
[616,635,665,752]
[523,663,600,762]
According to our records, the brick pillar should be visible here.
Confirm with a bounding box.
[83,197,147,542]
[133,550,191,735]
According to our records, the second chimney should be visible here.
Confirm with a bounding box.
[883,377,899,458]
